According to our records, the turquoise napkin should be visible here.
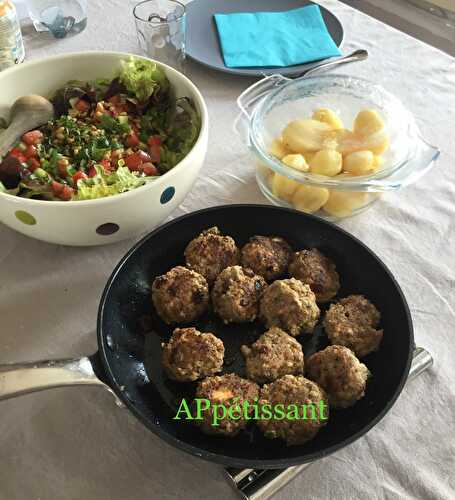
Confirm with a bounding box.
[214,4,341,68]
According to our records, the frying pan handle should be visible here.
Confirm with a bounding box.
[0,354,123,406]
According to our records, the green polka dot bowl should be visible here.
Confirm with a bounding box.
[0,52,208,246]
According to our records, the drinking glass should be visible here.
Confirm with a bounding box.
[27,0,87,38]
[133,0,186,73]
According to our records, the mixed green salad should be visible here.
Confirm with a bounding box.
[0,58,200,201]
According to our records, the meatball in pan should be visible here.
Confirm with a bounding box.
[184,227,240,285]
[324,295,383,357]
[152,266,209,324]
[289,248,340,303]
[260,278,320,337]
[306,345,370,408]
[162,327,224,382]
[241,235,292,281]
[241,327,304,384]
[257,375,328,446]
[195,373,259,437]
[211,266,267,324]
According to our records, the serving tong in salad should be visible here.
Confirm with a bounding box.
[0,95,54,188]
[0,95,54,159]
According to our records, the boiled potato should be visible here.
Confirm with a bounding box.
[328,129,389,156]
[312,108,343,129]
[303,151,316,163]
[323,190,368,218]
[323,128,358,153]
[343,150,375,175]
[272,173,299,202]
[309,149,343,176]
[269,138,290,159]
[292,185,330,213]
[282,119,332,153]
[354,109,385,137]
[363,132,390,155]
[373,155,383,169]
[282,153,309,172]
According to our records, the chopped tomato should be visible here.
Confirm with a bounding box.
[51,181,64,194]
[141,163,158,176]
[57,161,68,177]
[148,135,161,147]
[100,158,111,171]
[126,133,140,147]
[138,150,151,162]
[88,165,97,177]
[125,150,151,171]
[27,158,40,172]
[22,130,43,146]
[51,181,74,200]
[24,145,37,159]
[72,171,88,184]
[75,98,90,113]
[148,144,160,163]
[9,148,26,163]
[59,185,74,201]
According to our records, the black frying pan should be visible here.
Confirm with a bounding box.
[0,205,413,469]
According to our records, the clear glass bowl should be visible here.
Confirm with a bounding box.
[236,74,440,220]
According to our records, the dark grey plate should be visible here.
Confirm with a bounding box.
[186,0,344,77]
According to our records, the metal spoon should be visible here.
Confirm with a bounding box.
[0,95,54,159]
[293,49,369,79]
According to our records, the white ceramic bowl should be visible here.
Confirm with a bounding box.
[0,51,208,245]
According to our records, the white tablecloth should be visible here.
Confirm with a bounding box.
[1,1,454,499]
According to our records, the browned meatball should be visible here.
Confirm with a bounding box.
[241,236,292,281]
[211,266,267,324]
[324,295,383,357]
[184,227,240,285]
[241,327,304,383]
[288,249,340,303]
[194,373,259,437]
[306,345,370,408]
[151,266,209,324]
[260,278,320,337]
[257,375,328,446]
[162,328,224,382]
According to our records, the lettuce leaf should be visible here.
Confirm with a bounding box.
[93,78,111,100]
[119,57,169,103]
[159,97,201,171]
[74,165,157,201]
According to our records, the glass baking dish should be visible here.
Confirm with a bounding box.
[236,74,440,220]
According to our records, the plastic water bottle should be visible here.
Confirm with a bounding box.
[0,1,25,71]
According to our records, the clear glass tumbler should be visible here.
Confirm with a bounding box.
[27,0,87,38]
[133,0,186,73]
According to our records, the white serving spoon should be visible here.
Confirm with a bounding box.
[0,95,54,159]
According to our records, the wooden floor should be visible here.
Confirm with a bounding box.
[341,0,455,55]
